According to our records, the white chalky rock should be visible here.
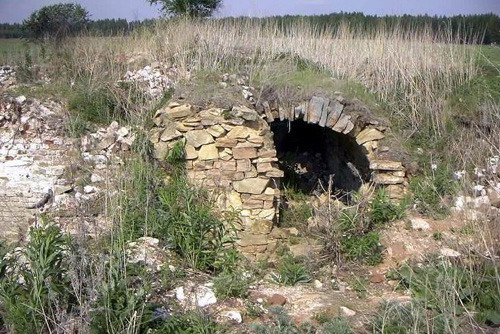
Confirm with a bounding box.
[15,95,26,104]
[410,217,431,231]
[472,185,486,197]
[440,248,461,258]
[340,306,356,317]
[176,287,186,301]
[196,286,217,307]
[225,311,243,323]
[83,185,97,194]
[473,195,490,208]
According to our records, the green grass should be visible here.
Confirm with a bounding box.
[389,257,500,328]
[250,55,383,112]
[0,39,42,65]
[272,254,312,286]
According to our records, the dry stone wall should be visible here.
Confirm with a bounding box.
[151,95,408,256]
[151,103,284,255]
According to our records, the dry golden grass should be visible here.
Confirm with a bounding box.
[56,18,479,135]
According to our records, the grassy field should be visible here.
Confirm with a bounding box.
[0,38,41,65]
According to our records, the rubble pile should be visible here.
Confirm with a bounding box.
[0,66,16,89]
[453,155,500,218]
[121,63,177,100]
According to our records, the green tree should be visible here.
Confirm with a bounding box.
[148,0,223,18]
[23,3,89,40]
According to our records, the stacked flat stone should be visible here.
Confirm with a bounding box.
[260,95,408,200]
[151,103,284,255]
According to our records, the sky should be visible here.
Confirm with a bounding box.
[0,0,499,24]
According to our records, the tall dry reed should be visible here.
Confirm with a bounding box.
[58,18,479,135]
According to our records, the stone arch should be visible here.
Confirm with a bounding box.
[150,96,408,256]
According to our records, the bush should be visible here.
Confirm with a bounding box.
[23,3,89,41]
[272,254,311,286]
[147,311,221,334]
[341,231,383,266]
[0,221,74,333]
[369,188,407,226]
[410,163,457,218]
[316,187,407,267]
[252,307,315,334]
[68,85,121,125]
[321,317,354,334]
[213,269,251,299]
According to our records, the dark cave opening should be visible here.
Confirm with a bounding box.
[270,120,371,197]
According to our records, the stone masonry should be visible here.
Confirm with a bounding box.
[151,96,408,256]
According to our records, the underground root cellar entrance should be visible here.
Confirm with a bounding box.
[270,120,371,201]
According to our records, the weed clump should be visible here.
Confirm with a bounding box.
[317,188,406,266]
[272,254,312,286]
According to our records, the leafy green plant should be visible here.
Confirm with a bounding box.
[272,255,311,286]
[148,0,223,18]
[213,269,251,299]
[369,188,407,226]
[372,300,452,334]
[0,221,74,333]
[16,50,36,82]
[410,162,457,218]
[90,255,147,334]
[281,201,313,229]
[68,85,120,125]
[321,317,354,334]
[157,171,236,272]
[392,258,500,327]
[317,187,406,267]
[147,311,221,334]
[341,231,383,266]
[23,3,89,41]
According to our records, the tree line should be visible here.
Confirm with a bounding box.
[224,13,500,44]
[1,10,498,44]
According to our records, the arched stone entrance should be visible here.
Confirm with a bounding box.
[150,95,408,256]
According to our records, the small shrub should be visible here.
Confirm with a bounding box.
[410,163,457,218]
[68,85,120,125]
[16,51,36,82]
[341,231,383,266]
[392,258,500,328]
[90,257,147,334]
[317,188,406,267]
[0,221,74,333]
[158,174,236,272]
[321,317,354,334]
[252,307,315,334]
[272,255,311,286]
[372,300,451,334]
[369,189,407,226]
[280,186,313,229]
[148,311,221,334]
[213,269,251,299]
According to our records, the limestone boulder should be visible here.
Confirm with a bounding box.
[356,128,385,145]
[184,130,214,148]
[163,103,195,119]
[230,106,259,121]
[233,178,269,194]
[198,144,219,160]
